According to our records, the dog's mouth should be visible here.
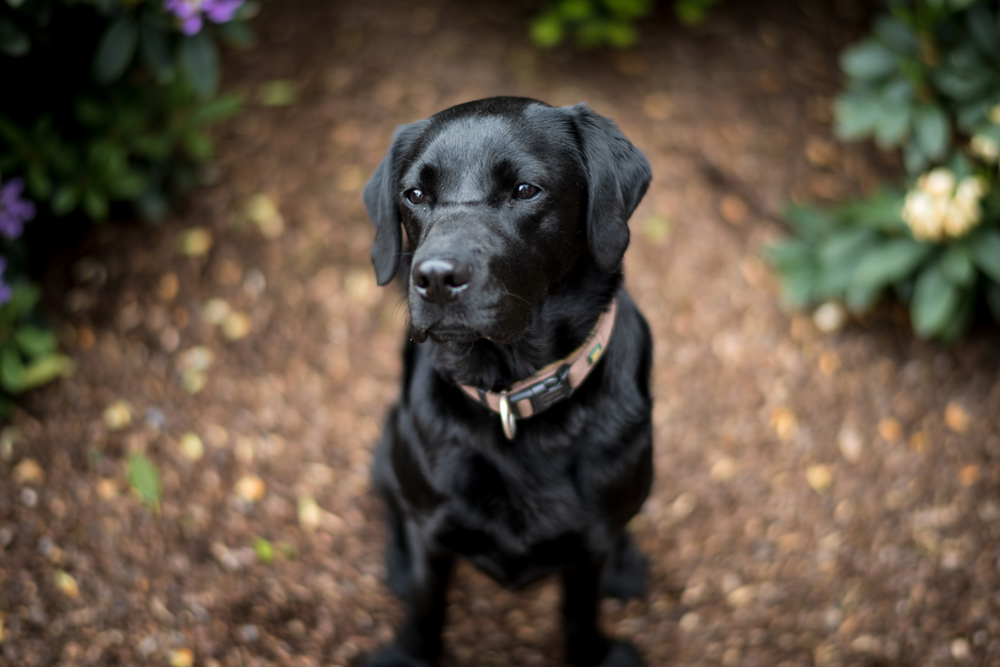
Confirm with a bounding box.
[410,325,513,346]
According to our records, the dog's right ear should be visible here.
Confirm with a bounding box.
[364,121,427,286]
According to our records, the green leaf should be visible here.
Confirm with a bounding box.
[6,283,40,319]
[777,264,817,308]
[913,105,950,161]
[0,345,25,394]
[139,18,174,81]
[217,20,255,48]
[971,228,1000,283]
[940,243,975,286]
[873,15,920,56]
[93,16,138,84]
[903,136,928,175]
[0,17,30,57]
[51,186,81,216]
[845,283,881,312]
[82,189,109,220]
[840,40,898,80]
[253,537,275,564]
[783,204,832,241]
[874,101,910,149]
[192,93,244,123]
[26,162,51,199]
[911,263,960,338]
[834,95,881,141]
[530,12,565,48]
[818,227,877,268]
[13,326,57,359]
[559,0,592,20]
[182,130,214,162]
[851,237,932,290]
[20,354,73,389]
[967,4,1000,63]
[127,452,162,509]
[764,239,813,270]
[179,32,219,97]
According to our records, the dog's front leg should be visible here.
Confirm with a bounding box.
[366,524,454,667]
[562,559,644,667]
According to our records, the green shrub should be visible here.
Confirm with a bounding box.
[530,0,719,49]
[0,0,255,415]
[768,0,1000,342]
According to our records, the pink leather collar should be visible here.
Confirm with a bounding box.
[456,298,617,439]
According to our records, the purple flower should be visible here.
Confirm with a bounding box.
[0,257,12,305]
[0,175,36,241]
[164,0,244,35]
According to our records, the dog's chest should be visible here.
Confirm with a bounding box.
[430,447,597,588]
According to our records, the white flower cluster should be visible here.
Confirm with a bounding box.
[901,168,987,243]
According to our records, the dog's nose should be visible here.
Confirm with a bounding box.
[412,258,471,303]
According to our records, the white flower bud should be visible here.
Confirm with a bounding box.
[902,189,944,242]
[970,134,1000,165]
[918,167,956,198]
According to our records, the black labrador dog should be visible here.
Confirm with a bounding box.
[362,97,654,667]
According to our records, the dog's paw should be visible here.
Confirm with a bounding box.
[600,537,648,601]
[362,644,433,667]
[568,639,644,667]
[597,641,644,667]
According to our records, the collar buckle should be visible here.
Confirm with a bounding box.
[509,363,573,415]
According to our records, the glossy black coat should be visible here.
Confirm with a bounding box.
[363,97,654,667]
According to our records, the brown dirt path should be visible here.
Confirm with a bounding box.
[3,0,1000,665]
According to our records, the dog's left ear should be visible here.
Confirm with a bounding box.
[364,120,428,286]
[564,103,652,274]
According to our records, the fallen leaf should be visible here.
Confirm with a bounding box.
[719,195,748,225]
[246,193,285,239]
[642,214,672,244]
[710,456,737,482]
[806,464,834,494]
[770,408,799,442]
[958,465,981,486]
[179,433,204,461]
[127,452,162,509]
[258,79,300,107]
[102,401,132,431]
[13,458,44,485]
[170,648,195,667]
[202,298,231,325]
[234,475,266,503]
[298,496,321,530]
[157,273,179,301]
[877,417,902,444]
[54,570,80,599]
[222,311,251,341]
[944,402,970,434]
[177,228,213,257]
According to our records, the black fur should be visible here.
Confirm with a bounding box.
[363,97,654,667]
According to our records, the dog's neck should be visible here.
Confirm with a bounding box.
[422,261,622,391]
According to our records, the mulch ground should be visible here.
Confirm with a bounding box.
[3,0,1000,665]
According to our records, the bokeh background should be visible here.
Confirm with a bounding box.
[2,0,1000,665]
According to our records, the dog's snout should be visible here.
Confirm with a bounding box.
[412,258,472,303]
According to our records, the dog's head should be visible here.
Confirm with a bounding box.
[364,97,651,345]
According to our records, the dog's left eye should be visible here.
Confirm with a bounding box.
[514,183,540,200]
[405,189,426,205]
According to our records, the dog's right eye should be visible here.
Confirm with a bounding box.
[404,189,425,205]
